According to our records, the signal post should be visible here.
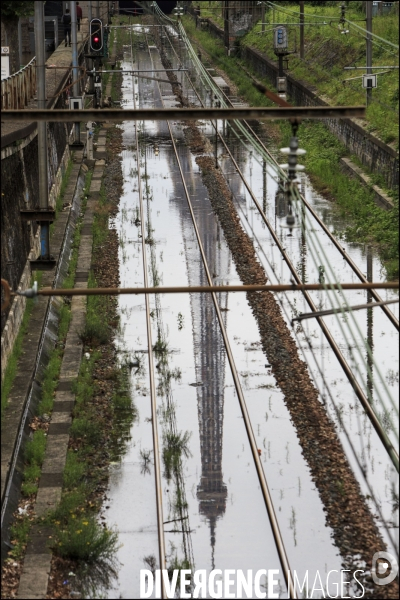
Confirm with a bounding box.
[274,25,289,100]
[89,17,104,108]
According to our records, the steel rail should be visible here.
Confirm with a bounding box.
[146,29,298,599]
[160,25,400,471]
[128,28,167,596]
[1,106,366,122]
[160,11,400,549]
[141,27,197,575]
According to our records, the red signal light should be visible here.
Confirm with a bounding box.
[90,18,103,52]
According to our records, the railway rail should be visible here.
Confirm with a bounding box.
[128,23,168,596]
[130,24,298,598]
[2,13,397,598]
[110,17,397,597]
[151,18,399,472]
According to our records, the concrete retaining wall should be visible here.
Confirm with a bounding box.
[1,37,86,344]
[1,141,71,383]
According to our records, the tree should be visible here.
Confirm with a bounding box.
[1,2,34,74]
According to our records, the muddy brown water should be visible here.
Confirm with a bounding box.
[99,27,398,600]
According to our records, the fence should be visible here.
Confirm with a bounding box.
[1,57,36,110]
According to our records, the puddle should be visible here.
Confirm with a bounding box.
[158,26,399,557]
[101,27,398,599]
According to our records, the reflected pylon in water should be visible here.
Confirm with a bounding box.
[169,146,229,567]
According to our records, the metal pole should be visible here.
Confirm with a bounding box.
[299,1,305,59]
[35,1,50,260]
[14,283,400,297]
[262,158,267,213]
[1,106,368,122]
[261,3,265,33]
[70,1,81,144]
[278,54,284,77]
[88,1,94,94]
[18,18,23,68]
[95,1,100,18]
[366,1,373,106]
[224,0,230,53]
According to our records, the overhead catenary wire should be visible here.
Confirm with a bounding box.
[156,14,400,468]
[141,20,297,598]
[152,3,400,552]
[144,0,400,548]
[291,188,399,425]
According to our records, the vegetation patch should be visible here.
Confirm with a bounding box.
[1,271,42,420]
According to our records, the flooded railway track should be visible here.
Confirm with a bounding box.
[143,27,297,599]
[100,16,398,600]
[154,9,399,541]
[155,21,399,480]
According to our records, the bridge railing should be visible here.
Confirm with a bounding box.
[1,57,37,110]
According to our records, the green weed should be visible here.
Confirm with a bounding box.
[8,515,31,560]
[1,272,43,420]
[24,429,47,466]
[54,516,119,563]
[63,450,86,489]
[70,417,101,446]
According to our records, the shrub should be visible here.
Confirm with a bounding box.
[54,516,119,563]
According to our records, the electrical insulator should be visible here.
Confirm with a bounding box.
[90,18,103,52]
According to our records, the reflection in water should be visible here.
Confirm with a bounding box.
[168,147,230,569]
[367,246,374,401]
[77,557,120,598]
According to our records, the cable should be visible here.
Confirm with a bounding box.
[159,18,399,550]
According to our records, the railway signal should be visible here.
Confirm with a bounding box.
[274,26,288,51]
[90,18,103,52]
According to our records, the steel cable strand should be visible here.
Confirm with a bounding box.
[159,7,400,469]
[177,20,287,178]
[292,188,399,424]
[290,193,400,447]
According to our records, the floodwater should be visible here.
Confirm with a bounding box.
[100,25,399,600]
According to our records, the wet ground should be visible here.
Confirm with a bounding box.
[100,24,399,600]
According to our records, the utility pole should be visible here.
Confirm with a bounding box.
[261,3,265,33]
[299,1,304,59]
[35,1,50,261]
[95,1,100,18]
[366,0,373,106]
[70,1,82,145]
[18,18,23,69]
[224,1,230,54]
